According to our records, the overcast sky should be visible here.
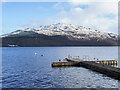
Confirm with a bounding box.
[2,0,119,34]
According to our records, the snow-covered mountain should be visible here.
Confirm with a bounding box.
[1,23,119,47]
[1,23,118,41]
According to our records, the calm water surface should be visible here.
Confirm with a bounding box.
[2,47,119,88]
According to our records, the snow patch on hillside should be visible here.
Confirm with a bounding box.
[1,23,118,41]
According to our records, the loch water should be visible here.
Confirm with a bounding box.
[1,47,119,88]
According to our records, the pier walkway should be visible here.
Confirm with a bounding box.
[52,58,120,80]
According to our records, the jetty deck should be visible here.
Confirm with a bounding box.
[52,58,120,80]
[80,61,120,80]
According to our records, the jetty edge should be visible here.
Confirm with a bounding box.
[52,62,80,67]
[52,57,120,80]
[80,61,120,80]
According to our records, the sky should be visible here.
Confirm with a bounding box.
[2,0,119,34]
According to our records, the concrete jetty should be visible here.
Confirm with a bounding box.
[52,58,120,80]
[52,62,80,67]
[66,58,118,65]
[80,61,120,80]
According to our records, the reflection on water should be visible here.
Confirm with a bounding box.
[2,47,119,88]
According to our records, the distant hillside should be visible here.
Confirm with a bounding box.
[0,23,119,47]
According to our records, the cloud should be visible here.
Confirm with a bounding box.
[20,1,118,34]
[10,1,118,34]
[51,2,118,34]
[1,0,7,2]
[61,18,71,23]
[53,2,65,10]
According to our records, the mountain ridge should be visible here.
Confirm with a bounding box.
[1,23,119,47]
